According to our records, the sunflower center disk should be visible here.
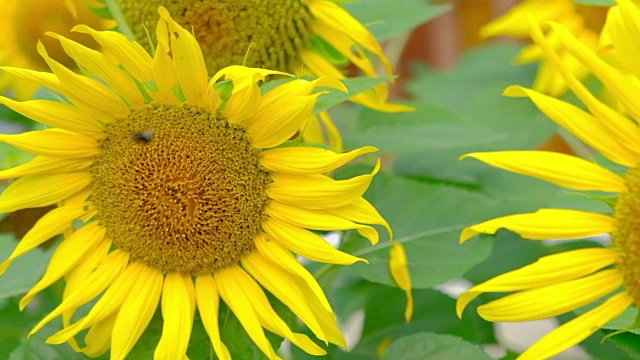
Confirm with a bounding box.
[612,166,640,304]
[91,104,269,275]
[117,0,314,73]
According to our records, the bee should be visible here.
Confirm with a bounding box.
[132,128,154,143]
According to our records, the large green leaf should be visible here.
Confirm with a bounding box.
[0,234,50,299]
[342,285,494,359]
[573,0,614,5]
[326,168,560,289]
[383,44,556,182]
[348,102,507,154]
[314,76,395,114]
[342,0,451,40]
[381,332,492,360]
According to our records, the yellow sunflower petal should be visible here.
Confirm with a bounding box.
[462,151,627,192]
[0,97,102,137]
[248,93,322,149]
[504,86,640,167]
[266,160,380,209]
[265,201,380,244]
[46,262,147,344]
[460,209,614,243]
[155,272,194,360]
[195,275,231,360]
[0,67,64,94]
[223,74,262,125]
[327,197,392,240]
[0,129,96,158]
[547,21,640,126]
[158,6,208,106]
[255,235,332,311]
[36,41,130,122]
[262,218,366,265]
[478,269,623,322]
[216,67,292,123]
[0,203,88,274]
[309,0,392,75]
[30,250,129,336]
[83,314,117,357]
[527,22,640,162]
[389,243,413,323]
[519,292,633,360]
[151,15,179,105]
[203,76,223,113]
[110,264,163,360]
[606,0,640,77]
[20,223,107,309]
[47,32,145,108]
[260,146,377,175]
[318,112,344,152]
[215,267,280,360]
[456,247,617,317]
[299,49,346,79]
[72,25,154,83]
[349,89,415,113]
[64,240,109,296]
[0,172,91,213]
[0,156,91,180]
[239,255,330,353]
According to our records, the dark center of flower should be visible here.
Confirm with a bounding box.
[90,103,269,275]
[116,0,313,73]
[611,166,640,305]
[15,0,103,70]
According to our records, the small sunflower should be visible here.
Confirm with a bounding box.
[0,7,390,359]
[458,1,640,359]
[0,0,111,99]
[109,0,411,150]
[481,0,606,97]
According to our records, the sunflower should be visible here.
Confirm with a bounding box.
[0,6,390,359]
[0,0,111,100]
[457,1,640,359]
[107,0,412,151]
[481,0,606,97]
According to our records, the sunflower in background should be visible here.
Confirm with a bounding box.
[0,0,112,100]
[0,6,390,358]
[481,0,607,97]
[106,0,412,151]
[458,1,640,359]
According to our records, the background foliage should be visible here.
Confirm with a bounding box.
[0,0,631,359]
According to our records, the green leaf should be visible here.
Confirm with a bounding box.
[5,287,80,360]
[9,334,83,360]
[314,76,394,114]
[336,172,493,289]
[573,0,614,6]
[387,44,555,182]
[349,284,494,350]
[600,330,640,360]
[348,102,507,154]
[342,0,452,40]
[381,333,492,360]
[0,234,51,299]
[0,144,35,171]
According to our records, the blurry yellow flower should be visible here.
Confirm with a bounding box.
[481,0,606,97]
[0,6,391,359]
[0,0,111,99]
[111,0,412,150]
[458,1,640,359]
[389,242,413,323]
